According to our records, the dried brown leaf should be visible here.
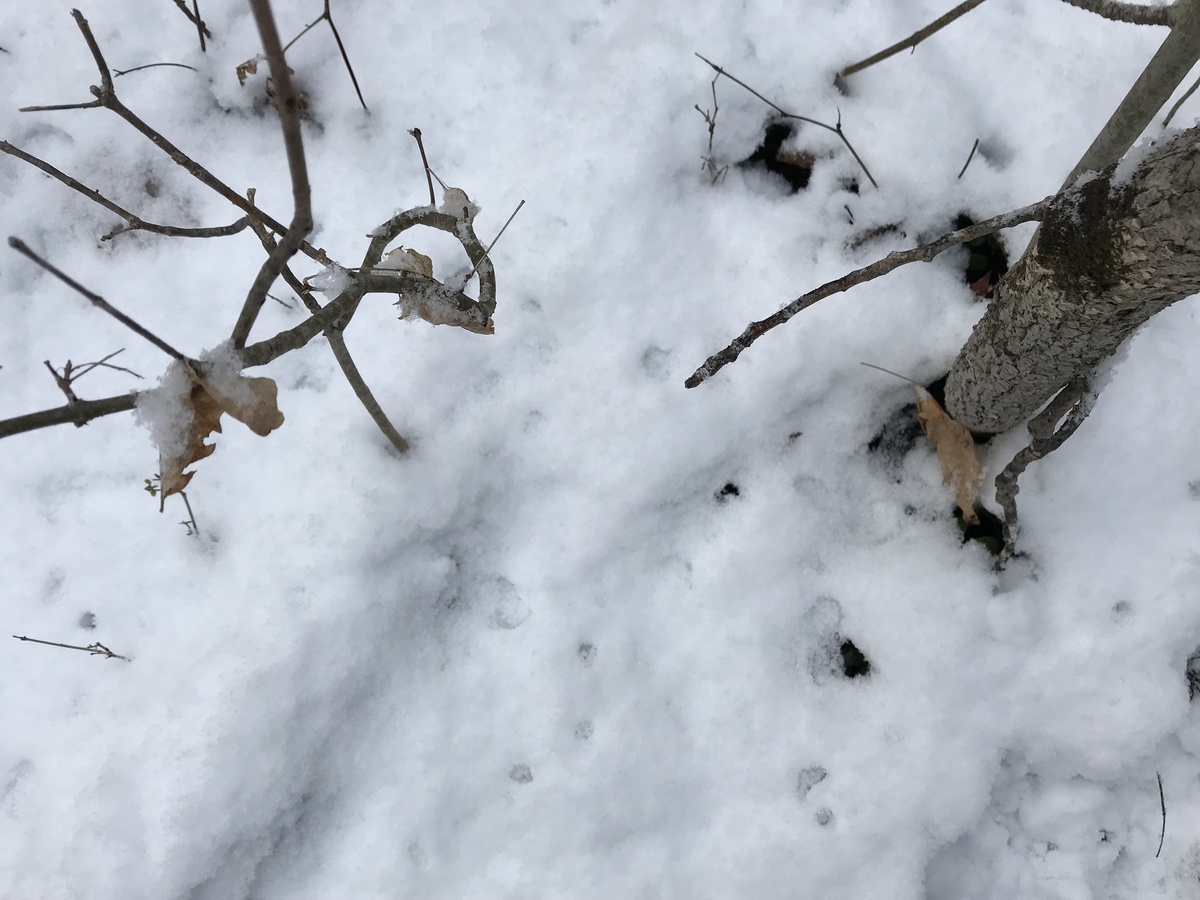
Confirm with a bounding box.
[915,387,982,524]
[159,382,223,511]
[236,56,262,87]
[158,368,284,509]
[200,374,285,437]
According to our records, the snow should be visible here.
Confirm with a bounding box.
[1,1,1199,898]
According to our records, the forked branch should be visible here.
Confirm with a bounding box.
[0,140,249,242]
[19,10,330,266]
[695,53,879,189]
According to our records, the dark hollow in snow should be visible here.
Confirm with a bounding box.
[839,639,871,678]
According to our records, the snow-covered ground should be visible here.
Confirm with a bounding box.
[2,0,1200,897]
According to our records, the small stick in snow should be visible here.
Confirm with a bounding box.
[12,634,130,661]
[8,238,190,362]
[958,138,980,179]
[836,0,990,81]
[1157,771,1166,858]
[409,128,437,205]
[695,74,728,184]
[694,53,879,189]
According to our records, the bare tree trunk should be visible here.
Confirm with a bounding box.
[944,123,1200,434]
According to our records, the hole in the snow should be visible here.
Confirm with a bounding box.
[954,212,1009,297]
[741,121,814,192]
[715,482,741,501]
[839,639,871,678]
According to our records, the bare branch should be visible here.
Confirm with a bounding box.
[837,0,990,80]
[1157,772,1167,858]
[42,352,140,424]
[113,62,199,77]
[321,0,368,111]
[20,10,330,265]
[460,199,525,285]
[1164,71,1200,125]
[409,128,436,206]
[695,53,878,189]
[685,193,1060,388]
[245,211,409,452]
[191,0,207,51]
[13,634,130,661]
[0,393,138,438]
[957,138,980,179]
[8,237,189,361]
[0,140,250,241]
[230,0,314,349]
[994,375,1095,565]
[169,0,213,40]
[280,0,368,110]
[1062,0,1200,187]
[1059,0,1173,26]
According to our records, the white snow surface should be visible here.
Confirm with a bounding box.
[2,1,1200,898]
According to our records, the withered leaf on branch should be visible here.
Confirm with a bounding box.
[236,56,262,87]
[157,365,284,510]
[915,387,982,524]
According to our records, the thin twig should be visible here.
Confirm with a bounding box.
[230,0,314,349]
[9,237,189,361]
[43,351,142,425]
[695,53,878,189]
[0,393,138,438]
[685,191,1061,388]
[65,349,143,380]
[179,490,200,536]
[281,0,368,110]
[322,0,368,111]
[958,138,980,179]
[459,199,525,284]
[1164,72,1200,126]
[13,634,130,661]
[1157,771,1166,858]
[169,0,213,40]
[113,62,199,77]
[1059,0,1173,27]
[191,0,207,52]
[837,0,990,80]
[409,128,436,205]
[0,141,249,242]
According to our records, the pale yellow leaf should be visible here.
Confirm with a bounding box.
[915,387,982,525]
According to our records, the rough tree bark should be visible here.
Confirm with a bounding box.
[944,123,1200,433]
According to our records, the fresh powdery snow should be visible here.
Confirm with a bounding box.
[2,1,1200,898]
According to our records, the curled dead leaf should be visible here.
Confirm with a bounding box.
[157,363,284,509]
[236,56,262,87]
[915,387,982,525]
